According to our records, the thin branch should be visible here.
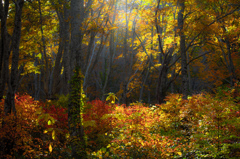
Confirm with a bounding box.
[187,51,210,66]
[134,31,160,71]
[155,0,164,55]
[185,6,240,53]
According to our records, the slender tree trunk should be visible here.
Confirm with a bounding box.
[51,17,64,97]
[83,42,97,90]
[226,38,236,86]
[34,53,41,100]
[187,51,192,93]
[4,0,24,114]
[2,0,24,156]
[178,0,188,99]
[101,3,117,100]
[121,0,129,105]
[52,0,71,95]
[62,7,71,95]
[139,60,150,102]
[38,0,50,99]
[0,0,10,100]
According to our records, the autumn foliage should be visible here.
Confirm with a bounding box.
[0,94,43,158]
[0,94,69,158]
[1,90,240,158]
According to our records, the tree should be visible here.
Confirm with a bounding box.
[0,0,25,155]
[68,0,92,158]
[51,0,71,97]
[178,0,187,99]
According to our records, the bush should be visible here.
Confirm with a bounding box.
[91,93,240,158]
[0,94,70,158]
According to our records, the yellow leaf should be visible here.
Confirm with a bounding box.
[177,152,182,156]
[52,130,56,140]
[44,130,48,134]
[66,133,70,139]
[49,143,52,153]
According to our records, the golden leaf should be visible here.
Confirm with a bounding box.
[49,143,52,153]
[52,130,56,140]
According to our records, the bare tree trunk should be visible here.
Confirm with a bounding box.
[139,60,150,102]
[2,0,24,156]
[155,0,175,104]
[62,8,71,95]
[226,38,236,86]
[38,0,50,99]
[0,0,10,100]
[178,0,188,99]
[4,0,24,114]
[83,42,97,89]
[51,1,71,97]
[101,2,118,100]
[187,51,192,93]
[34,53,41,100]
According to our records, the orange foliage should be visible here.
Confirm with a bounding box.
[1,93,239,158]
[0,94,69,158]
[0,94,43,158]
[92,93,240,158]
[83,99,115,150]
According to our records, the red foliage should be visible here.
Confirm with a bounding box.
[84,99,113,134]
[83,99,115,149]
[41,104,68,133]
[0,94,43,158]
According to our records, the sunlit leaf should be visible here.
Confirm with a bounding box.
[49,143,52,153]
[52,130,56,140]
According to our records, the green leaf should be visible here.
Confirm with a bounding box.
[36,53,42,59]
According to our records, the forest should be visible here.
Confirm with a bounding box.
[0,0,240,158]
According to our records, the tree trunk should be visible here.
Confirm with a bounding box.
[187,51,192,93]
[0,0,10,100]
[37,0,50,99]
[139,60,150,102]
[68,0,92,158]
[51,4,67,97]
[4,0,24,114]
[62,6,71,95]
[101,3,117,100]
[2,0,24,156]
[178,0,188,99]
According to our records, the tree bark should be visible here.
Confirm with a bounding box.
[4,0,24,115]
[178,0,188,99]
[51,1,70,97]
[62,5,71,95]
[68,0,92,158]
[0,0,10,100]
[1,0,24,156]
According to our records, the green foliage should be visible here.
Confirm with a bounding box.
[83,100,114,151]
[215,81,240,103]
[68,67,88,157]
[54,94,69,108]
